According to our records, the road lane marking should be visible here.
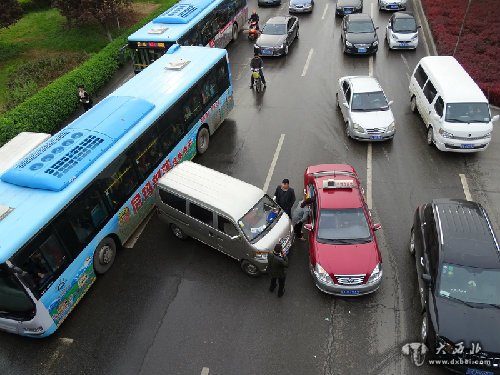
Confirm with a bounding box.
[301,48,314,77]
[459,174,472,201]
[263,134,285,193]
[201,368,210,375]
[322,3,329,20]
[369,55,373,77]
[60,338,74,344]
[400,54,410,72]
[371,2,373,17]
[367,143,373,209]
[235,63,249,81]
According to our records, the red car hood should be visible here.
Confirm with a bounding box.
[313,241,380,276]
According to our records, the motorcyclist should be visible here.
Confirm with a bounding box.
[249,10,260,30]
[250,52,266,89]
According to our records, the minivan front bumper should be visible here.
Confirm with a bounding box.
[433,132,491,153]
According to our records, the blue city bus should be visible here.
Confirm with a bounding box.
[0,45,234,337]
[128,0,247,73]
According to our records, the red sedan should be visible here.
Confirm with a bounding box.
[303,164,383,295]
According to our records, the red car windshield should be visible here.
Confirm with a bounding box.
[317,208,372,244]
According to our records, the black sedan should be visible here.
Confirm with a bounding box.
[341,14,378,54]
[335,0,363,16]
[410,199,500,374]
[254,16,299,57]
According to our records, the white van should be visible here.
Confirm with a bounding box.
[155,161,294,276]
[409,56,499,152]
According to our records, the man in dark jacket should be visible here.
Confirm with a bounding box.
[274,178,296,219]
[267,243,288,297]
[250,52,266,88]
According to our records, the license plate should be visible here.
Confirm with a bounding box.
[344,8,353,13]
[341,290,360,295]
[358,47,367,53]
[370,135,383,140]
[466,369,493,375]
[261,49,273,55]
[399,41,409,45]
[389,4,398,8]
[461,144,474,149]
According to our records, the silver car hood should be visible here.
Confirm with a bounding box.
[351,109,394,129]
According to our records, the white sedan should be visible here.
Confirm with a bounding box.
[336,76,395,141]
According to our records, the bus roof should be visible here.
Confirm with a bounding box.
[128,0,222,43]
[0,132,51,175]
[158,161,264,221]
[0,46,228,263]
[418,56,488,103]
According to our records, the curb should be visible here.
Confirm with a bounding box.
[413,0,437,56]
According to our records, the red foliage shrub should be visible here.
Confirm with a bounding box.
[421,0,500,106]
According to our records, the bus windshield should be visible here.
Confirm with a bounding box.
[0,266,35,321]
[238,196,282,242]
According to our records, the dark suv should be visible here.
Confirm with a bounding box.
[410,199,500,374]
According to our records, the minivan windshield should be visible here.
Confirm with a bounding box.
[351,91,389,111]
[0,265,35,320]
[445,103,491,123]
[317,208,372,244]
[438,263,500,306]
[238,196,282,242]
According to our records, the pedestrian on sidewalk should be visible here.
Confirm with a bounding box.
[273,178,296,218]
[267,243,288,298]
[292,197,314,240]
[78,85,93,111]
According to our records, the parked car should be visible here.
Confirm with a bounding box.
[335,0,363,16]
[341,14,379,54]
[258,0,281,6]
[289,0,314,13]
[378,0,406,11]
[386,12,420,50]
[336,76,395,141]
[254,16,299,56]
[410,199,500,374]
[303,164,383,296]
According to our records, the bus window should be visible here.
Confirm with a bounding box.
[0,266,35,320]
[132,126,163,180]
[13,230,70,296]
[99,155,140,210]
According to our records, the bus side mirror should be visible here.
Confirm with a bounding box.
[304,224,313,232]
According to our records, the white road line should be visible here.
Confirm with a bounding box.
[201,367,210,375]
[301,48,314,77]
[263,134,285,193]
[60,338,74,344]
[369,55,373,77]
[321,3,329,20]
[371,2,373,17]
[459,174,472,201]
[235,63,249,81]
[400,54,410,72]
[367,143,373,209]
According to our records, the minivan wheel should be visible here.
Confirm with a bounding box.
[241,260,261,277]
[171,224,188,240]
[196,127,210,154]
[410,96,418,113]
[409,228,415,256]
[427,127,434,146]
[421,312,428,344]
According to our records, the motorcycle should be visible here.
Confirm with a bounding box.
[251,68,263,93]
[248,20,259,41]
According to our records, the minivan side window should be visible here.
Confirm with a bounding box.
[423,81,437,104]
[189,203,214,226]
[434,96,444,117]
[414,65,428,88]
[159,189,186,213]
[217,215,239,237]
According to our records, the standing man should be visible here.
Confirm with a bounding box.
[78,85,93,112]
[274,178,296,218]
[292,198,314,240]
[267,243,288,298]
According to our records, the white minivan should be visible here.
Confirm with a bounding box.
[155,161,294,276]
[409,56,499,152]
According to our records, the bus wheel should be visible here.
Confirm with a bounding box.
[196,127,210,154]
[93,237,116,275]
[241,260,261,277]
[232,23,238,41]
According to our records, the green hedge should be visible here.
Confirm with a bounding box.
[0,2,175,146]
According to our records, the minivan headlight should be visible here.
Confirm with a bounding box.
[314,263,334,285]
[367,263,382,284]
[438,128,454,138]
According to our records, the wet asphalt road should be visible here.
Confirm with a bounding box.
[2,0,500,374]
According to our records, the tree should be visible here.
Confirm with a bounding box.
[0,0,23,29]
[53,0,131,42]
